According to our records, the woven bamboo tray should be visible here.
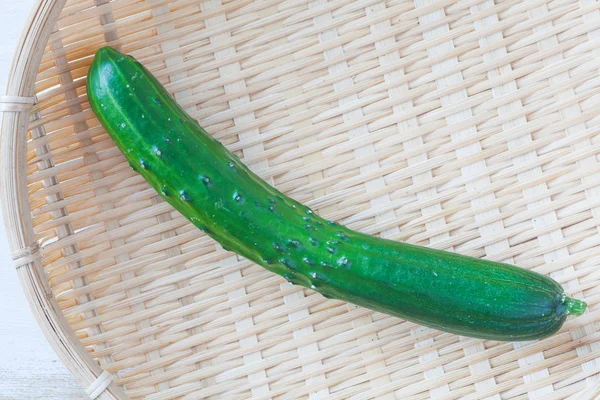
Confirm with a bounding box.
[3,0,600,398]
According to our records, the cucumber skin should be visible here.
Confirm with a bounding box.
[87,46,585,341]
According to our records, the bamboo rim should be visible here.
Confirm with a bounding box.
[1,1,125,398]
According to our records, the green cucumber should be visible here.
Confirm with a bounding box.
[87,46,586,341]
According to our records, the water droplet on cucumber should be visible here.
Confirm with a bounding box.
[336,233,349,241]
[200,175,212,186]
[180,191,191,202]
[280,258,296,270]
[338,256,351,269]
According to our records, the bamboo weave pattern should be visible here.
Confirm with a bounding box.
[27,0,600,398]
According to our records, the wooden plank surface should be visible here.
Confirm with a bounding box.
[0,0,87,398]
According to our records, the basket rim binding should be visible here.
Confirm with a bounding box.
[1,1,600,399]
[0,0,126,398]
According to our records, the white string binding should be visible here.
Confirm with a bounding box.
[0,95,35,112]
[86,370,112,400]
[11,242,40,269]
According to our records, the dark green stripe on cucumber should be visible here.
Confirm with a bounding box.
[87,46,586,341]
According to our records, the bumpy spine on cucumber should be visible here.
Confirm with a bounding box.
[87,46,586,341]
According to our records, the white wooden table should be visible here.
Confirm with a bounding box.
[0,0,87,398]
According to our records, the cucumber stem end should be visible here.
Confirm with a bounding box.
[564,297,587,316]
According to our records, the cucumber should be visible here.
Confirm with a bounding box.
[87,46,586,341]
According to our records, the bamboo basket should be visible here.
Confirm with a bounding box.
[3,0,600,398]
